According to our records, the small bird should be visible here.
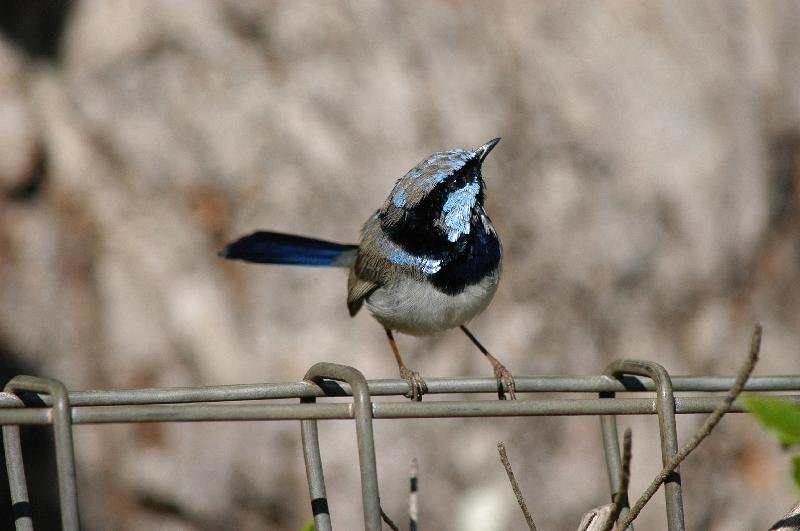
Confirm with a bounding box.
[220,138,515,400]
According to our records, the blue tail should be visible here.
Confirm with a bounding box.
[219,231,358,267]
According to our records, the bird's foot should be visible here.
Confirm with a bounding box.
[399,366,428,401]
[493,363,516,400]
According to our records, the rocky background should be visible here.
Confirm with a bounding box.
[1,1,799,529]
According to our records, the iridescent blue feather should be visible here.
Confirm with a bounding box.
[220,231,358,267]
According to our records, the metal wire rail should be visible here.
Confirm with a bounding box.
[1,360,799,531]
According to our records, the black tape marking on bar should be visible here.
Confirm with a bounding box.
[12,501,31,519]
[311,497,330,516]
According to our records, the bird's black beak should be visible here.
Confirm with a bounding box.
[476,137,501,162]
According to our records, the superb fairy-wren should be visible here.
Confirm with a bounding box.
[220,138,515,400]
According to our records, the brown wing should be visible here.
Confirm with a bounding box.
[347,213,424,316]
[347,216,385,316]
[347,267,379,316]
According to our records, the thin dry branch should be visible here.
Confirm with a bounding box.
[617,322,763,530]
[380,507,400,531]
[497,441,537,531]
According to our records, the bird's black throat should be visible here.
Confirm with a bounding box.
[428,216,501,295]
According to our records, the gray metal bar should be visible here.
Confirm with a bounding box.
[372,395,800,418]
[27,375,800,406]
[409,458,418,531]
[605,360,684,531]
[304,363,382,531]
[301,395,333,531]
[600,411,621,495]
[74,402,349,423]
[0,393,33,531]
[5,376,80,531]
[0,395,798,425]
[599,400,632,530]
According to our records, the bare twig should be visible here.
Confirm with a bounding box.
[497,441,537,531]
[410,458,418,531]
[617,322,763,530]
[600,427,632,531]
[380,506,400,531]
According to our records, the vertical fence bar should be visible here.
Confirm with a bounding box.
[605,360,685,531]
[5,377,80,531]
[300,399,333,531]
[409,458,418,531]
[304,363,382,531]
[599,399,632,530]
[1,393,34,531]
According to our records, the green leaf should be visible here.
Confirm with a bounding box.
[301,518,315,531]
[793,456,800,491]
[743,395,800,446]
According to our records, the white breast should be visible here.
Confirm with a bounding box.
[364,269,500,336]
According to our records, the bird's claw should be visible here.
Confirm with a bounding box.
[399,366,428,401]
[494,364,516,400]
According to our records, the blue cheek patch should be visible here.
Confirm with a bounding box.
[442,182,480,242]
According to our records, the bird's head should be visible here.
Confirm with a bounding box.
[379,138,500,254]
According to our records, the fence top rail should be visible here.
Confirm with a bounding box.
[0,394,799,425]
[12,374,799,407]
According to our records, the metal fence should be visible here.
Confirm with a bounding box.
[1,359,800,531]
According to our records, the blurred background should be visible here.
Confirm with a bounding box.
[0,0,799,529]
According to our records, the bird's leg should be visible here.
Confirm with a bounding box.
[384,328,427,401]
[460,325,516,400]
